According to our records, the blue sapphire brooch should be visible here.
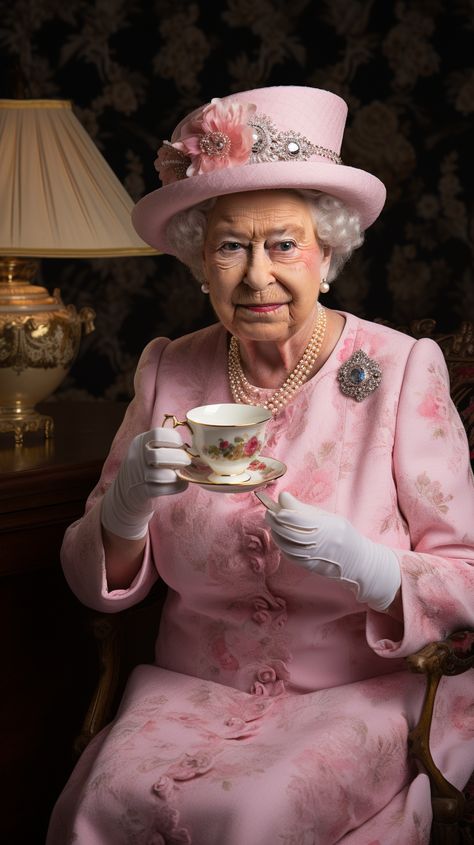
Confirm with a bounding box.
[337,349,382,401]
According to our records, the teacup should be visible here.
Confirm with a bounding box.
[163,403,271,483]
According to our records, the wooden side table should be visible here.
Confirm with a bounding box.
[0,401,126,845]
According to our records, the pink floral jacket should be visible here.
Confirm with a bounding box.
[61,311,474,698]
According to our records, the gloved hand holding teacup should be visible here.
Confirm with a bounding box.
[101,427,191,540]
[101,403,272,540]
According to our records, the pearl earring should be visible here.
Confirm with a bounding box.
[319,278,330,294]
[201,282,210,294]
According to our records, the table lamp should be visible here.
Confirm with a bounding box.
[0,99,156,445]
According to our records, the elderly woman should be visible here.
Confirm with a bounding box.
[47,87,474,845]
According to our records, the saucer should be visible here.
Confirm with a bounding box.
[176,455,287,493]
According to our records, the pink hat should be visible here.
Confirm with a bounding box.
[132,86,386,255]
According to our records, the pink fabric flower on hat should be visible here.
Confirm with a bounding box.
[154,142,191,186]
[173,98,257,176]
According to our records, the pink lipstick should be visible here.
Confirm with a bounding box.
[242,304,283,313]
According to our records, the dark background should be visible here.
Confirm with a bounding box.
[1,0,473,400]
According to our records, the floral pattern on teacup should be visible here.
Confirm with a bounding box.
[204,435,262,462]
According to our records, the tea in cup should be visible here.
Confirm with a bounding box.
[162,403,271,483]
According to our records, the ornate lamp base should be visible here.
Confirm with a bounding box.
[0,406,54,446]
[0,257,95,447]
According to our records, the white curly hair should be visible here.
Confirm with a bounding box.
[166,189,364,284]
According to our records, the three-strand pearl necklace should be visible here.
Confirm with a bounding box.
[228,303,327,416]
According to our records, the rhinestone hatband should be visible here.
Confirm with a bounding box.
[156,107,342,184]
[249,113,342,165]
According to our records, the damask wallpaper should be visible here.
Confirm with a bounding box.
[0,0,472,400]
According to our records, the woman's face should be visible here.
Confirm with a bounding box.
[202,190,331,343]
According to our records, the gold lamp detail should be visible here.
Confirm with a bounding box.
[0,99,155,445]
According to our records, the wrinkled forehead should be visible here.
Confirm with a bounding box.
[207,189,314,232]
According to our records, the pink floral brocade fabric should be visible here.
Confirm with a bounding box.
[48,312,474,845]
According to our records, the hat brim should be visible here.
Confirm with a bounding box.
[132,160,386,255]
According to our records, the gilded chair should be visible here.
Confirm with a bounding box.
[407,630,474,845]
[74,319,474,845]
[380,318,474,844]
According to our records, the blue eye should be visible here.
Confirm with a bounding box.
[221,242,242,252]
[276,241,296,251]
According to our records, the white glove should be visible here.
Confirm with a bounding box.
[101,427,192,540]
[265,492,401,612]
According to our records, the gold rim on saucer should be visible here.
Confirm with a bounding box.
[176,455,287,493]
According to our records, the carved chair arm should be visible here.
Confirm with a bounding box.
[74,581,167,757]
[73,613,122,757]
[406,630,474,829]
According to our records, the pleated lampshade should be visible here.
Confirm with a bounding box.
[0,99,155,256]
[0,98,156,445]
